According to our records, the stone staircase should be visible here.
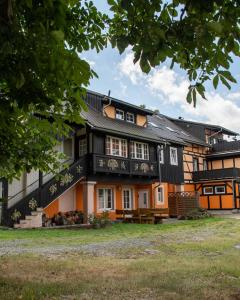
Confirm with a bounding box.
[14,208,43,229]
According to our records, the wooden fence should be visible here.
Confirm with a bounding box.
[168,192,200,217]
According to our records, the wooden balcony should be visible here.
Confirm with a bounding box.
[211,140,240,153]
[92,154,158,177]
[192,167,240,182]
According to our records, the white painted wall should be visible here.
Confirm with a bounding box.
[59,187,76,212]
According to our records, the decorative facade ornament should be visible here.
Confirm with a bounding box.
[134,163,139,171]
[60,173,74,186]
[150,165,154,171]
[98,159,105,168]
[140,163,150,173]
[29,198,38,211]
[76,164,83,173]
[107,159,118,170]
[121,161,126,170]
[49,184,57,195]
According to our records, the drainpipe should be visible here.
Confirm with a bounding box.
[232,179,237,209]
[154,142,166,208]
[103,90,111,117]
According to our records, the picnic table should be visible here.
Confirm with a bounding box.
[116,208,169,224]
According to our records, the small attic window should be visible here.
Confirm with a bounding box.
[166,126,175,132]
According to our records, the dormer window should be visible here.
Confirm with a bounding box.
[116,109,124,120]
[126,112,135,123]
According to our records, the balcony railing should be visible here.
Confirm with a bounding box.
[192,167,240,181]
[211,140,240,153]
[93,154,158,177]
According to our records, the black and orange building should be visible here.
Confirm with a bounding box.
[1,90,239,227]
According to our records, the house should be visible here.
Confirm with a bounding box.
[1,90,239,227]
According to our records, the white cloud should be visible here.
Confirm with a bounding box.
[147,66,189,105]
[118,51,143,84]
[117,50,240,133]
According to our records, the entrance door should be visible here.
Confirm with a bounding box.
[138,190,149,208]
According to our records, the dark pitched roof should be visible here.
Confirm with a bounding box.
[81,107,186,145]
[148,114,208,147]
[87,90,153,115]
[169,117,238,136]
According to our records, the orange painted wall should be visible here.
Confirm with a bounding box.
[103,105,115,118]
[136,114,147,127]
[44,199,59,218]
[197,181,235,210]
[76,183,83,211]
[184,184,195,192]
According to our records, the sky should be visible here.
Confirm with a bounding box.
[83,1,240,133]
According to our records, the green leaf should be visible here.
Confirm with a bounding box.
[213,75,219,89]
[51,30,65,41]
[140,57,151,73]
[16,73,25,89]
[207,22,223,34]
[196,84,206,100]
[192,88,197,107]
[220,76,231,90]
[186,88,192,104]
[218,71,237,83]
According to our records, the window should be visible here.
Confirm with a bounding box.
[79,138,87,156]
[203,159,207,171]
[123,188,133,209]
[215,186,225,194]
[156,187,164,204]
[126,112,135,123]
[116,109,124,120]
[63,138,73,158]
[193,158,199,172]
[98,188,114,210]
[203,186,213,195]
[106,136,127,157]
[158,146,164,164]
[170,147,178,165]
[130,141,149,160]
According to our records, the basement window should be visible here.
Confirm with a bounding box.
[215,186,225,194]
[203,186,213,195]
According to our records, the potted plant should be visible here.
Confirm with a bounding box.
[11,209,21,224]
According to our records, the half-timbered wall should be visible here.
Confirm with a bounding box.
[183,144,208,183]
[208,157,240,170]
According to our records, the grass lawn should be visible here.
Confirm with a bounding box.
[0,218,240,299]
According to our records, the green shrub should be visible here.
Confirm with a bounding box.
[179,208,212,220]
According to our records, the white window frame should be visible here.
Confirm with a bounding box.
[106,136,127,158]
[203,186,213,195]
[170,147,178,166]
[126,112,135,123]
[155,186,164,204]
[130,141,149,160]
[193,157,199,172]
[116,109,125,120]
[159,146,164,164]
[122,187,134,210]
[215,186,226,194]
[79,137,87,156]
[97,188,114,211]
[203,159,207,171]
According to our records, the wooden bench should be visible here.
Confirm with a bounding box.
[115,209,136,222]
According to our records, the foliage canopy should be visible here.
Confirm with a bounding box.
[1,0,239,179]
